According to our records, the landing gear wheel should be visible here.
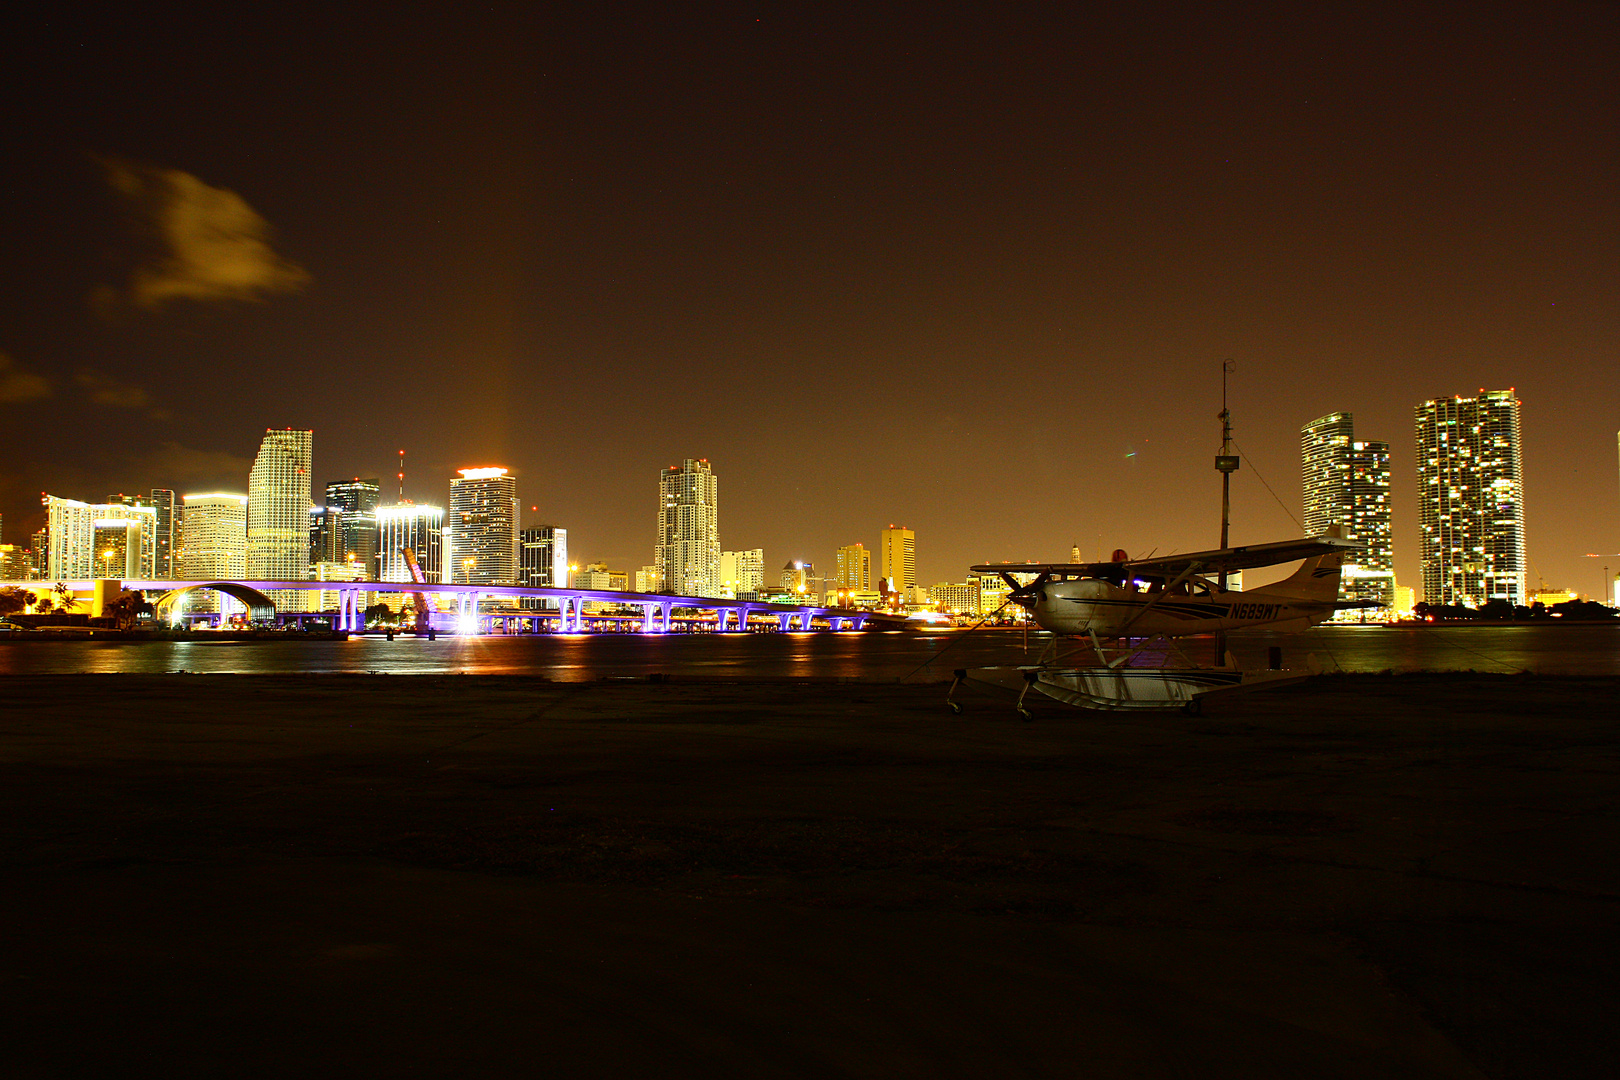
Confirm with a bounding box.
[1017,706,1033,721]
[1182,698,1203,716]
[947,701,962,715]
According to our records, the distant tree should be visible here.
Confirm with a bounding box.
[0,587,29,616]
[51,582,78,613]
[363,602,393,628]
[1551,599,1619,621]
[31,592,53,614]
[1412,601,1431,621]
[1479,598,1515,620]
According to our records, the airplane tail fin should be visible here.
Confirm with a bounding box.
[1262,529,1352,605]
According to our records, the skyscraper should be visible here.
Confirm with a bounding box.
[150,489,176,578]
[308,505,346,566]
[879,525,916,592]
[378,503,445,584]
[717,549,763,598]
[324,478,381,576]
[449,468,518,585]
[247,428,313,608]
[1415,390,1526,606]
[1300,413,1394,611]
[656,459,720,597]
[181,493,248,613]
[835,543,872,591]
[519,526,567,609]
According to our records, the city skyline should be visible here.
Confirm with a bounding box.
[3,8,1617,595]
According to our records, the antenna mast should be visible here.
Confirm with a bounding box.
[397,449,405,504]
[1214,361,1240,665]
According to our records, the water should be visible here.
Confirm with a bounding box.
[2,624,1618,678]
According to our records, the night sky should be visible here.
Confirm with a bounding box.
[5,5,1617,596]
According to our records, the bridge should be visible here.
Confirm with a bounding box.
[54,579,874,634]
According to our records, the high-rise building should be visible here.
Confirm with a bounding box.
[835,543,872,591]
[656,459,720,597]
[247,428,313,609]
[779,560,812,595]
[42,495,95,580]
[448,468,518,585]
[181,493,248,613]
[308,505,346,566]
[717,549,763,598]
[377,503,445,584]
[1415,390,1526,606]
[103,494,162,578]
[879,525,916,592]
[150,489,176,577]
[519,526,567,609]
[325,478,381,576]
[1300,413,1394,611]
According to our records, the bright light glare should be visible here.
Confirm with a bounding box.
[457,614,478,635]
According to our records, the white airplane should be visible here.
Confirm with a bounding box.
[953,533,1362,714]
[971,534,1360,639]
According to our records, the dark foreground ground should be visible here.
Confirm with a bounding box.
[2,674,1616,1078]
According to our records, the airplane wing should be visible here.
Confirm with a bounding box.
[971,535,1360,581]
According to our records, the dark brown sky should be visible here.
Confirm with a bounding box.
[4,4,1617,595]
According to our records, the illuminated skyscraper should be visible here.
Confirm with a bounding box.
[150,489,176,577]
[519,526,567,609]
[835,543,872,591]
[247,428,313,608]
[717,549,763,598]
[1300,413,1394,611]
[1415,391,1526,606]
[449,468,518,585]
[181,493,248,613]
[324,478,381,575]
[42,495,95,579]
[879,525,915,592]
[308,505,345,566]
[378,503,444,584]
[656,459,720,597]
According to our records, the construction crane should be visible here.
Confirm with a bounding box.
[401,547,434,636]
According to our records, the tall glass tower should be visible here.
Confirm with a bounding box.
[247,428,314,610]
[879,525,916,593]
[1415,391,1526,606]
[1300,413,1394,611]
[324,478,381,577]
[449,468,518,585]
[656,459,719,597]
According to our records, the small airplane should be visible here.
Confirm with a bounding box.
[951,532,1363,715]
[972,533,1360,640]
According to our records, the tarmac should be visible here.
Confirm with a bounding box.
[2,673,1616,1077]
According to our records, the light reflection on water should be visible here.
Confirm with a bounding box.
[1,625,1617,678]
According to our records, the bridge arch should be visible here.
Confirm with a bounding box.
[153,583,277,622]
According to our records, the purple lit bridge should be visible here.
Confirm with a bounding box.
[89,580,875,634]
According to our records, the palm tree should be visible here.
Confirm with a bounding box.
[52,582,78,614]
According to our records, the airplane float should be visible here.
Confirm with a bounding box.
[947,532,1361,716]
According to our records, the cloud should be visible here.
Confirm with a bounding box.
[74,369,172,420]
[101,160,311,309]
[0,351,51,403]
[132,441,255,492]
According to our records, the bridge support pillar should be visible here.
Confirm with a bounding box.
[736,607,750,632]
[852,616,866,630]
[778,613,791,632]
[660,601,673,633]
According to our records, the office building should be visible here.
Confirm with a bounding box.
[181,493,248,613]
[449,468,518,585]
[377,503,445,584]
[308,505,346,566]
[779,560,812,595]
[325,478,381,576]
[835,543,872,591]
[150,489,176,577]
[247,428,314,609]
[879,525,916,592]
[519,526,567,609]
[1415,390,1526,606]
[929,580,981,615]
[656,458,720,597]
[1300,413,1394,611]
[718,549,763,598]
